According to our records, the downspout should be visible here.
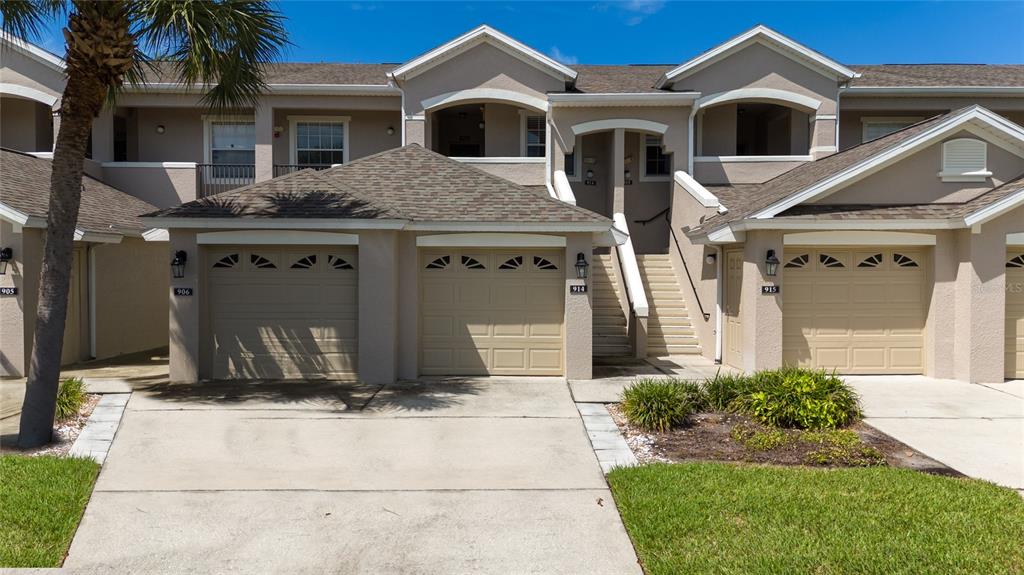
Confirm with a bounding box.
[713,245,723,364]
[687,104,698,174]
[87,244,97,359]
[545,113,552,190]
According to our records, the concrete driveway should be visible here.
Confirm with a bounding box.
[63,378,641,574]
[848,376,1024,492]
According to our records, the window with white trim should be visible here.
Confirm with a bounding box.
[939,138,990,182]
[643,135,671,179]
[525,115,545,158]
[208,120,255,165]
[292,119,347,166]
[861,117,922,142]
[564,137,581,180]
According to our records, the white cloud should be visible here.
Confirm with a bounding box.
[549,46,578,66]
[619,0,665,25]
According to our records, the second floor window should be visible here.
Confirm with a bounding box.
[644,135,671,178]
[525,115,545,157]
[210,120,255,165]
[295,120,346,166]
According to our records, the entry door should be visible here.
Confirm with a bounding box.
[1007,251,1024,379]
[723,250,744,369]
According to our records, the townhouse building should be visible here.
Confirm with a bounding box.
[2,25,1022,384]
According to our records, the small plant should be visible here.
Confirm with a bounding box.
[54,377,86,422]
[732,367,861,429]
[730,423,790,451]
[676,380,708,412]
[702,370,751,411]
[620,378,695,432]
[800,430,886,466]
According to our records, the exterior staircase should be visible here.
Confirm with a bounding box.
[636,254,702,357]
[591,254,631,357]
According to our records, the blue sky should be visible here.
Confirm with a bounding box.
[25,1,1024,66]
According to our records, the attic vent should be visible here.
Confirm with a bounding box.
[939,138,991,182]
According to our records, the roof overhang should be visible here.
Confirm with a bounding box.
[1,201,136,242]
[548,92,699,107]
[843,86,1024,96]
[655,25,858,89]
[695,217,965,245]
[388,25,577,83]
[0,33,65,72]
[125,83,400,97]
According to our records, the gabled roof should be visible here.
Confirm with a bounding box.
[145,145,610,228]
[388,25,577,83]
[0,33,65,72]
[0,149,158,237]
[849,64,1024,89]
[655,25,859,89]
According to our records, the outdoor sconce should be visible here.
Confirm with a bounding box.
[478,121,485,130]
[0,247,12,275]
[386,126,395,136]
[705,253,717,266]
[155,124,165,134]
[765,249,780,277]
[171,250,187,279]
[575,252,589,280]
[624,169,632,179]
[585,169,594,179]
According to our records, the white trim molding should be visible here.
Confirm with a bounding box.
[548,92,700,107]
[449,157,545,164]
[964,188,1024,228]
[811,146,837,154]
[696,88,822,113]
[197,230,359,245]
[843,86,1024,96]
[571,118,669,137]
[142,228,170,242]
[101,161,197,169]
[674,171,726,213]
[287,115,351,165]
[389,25,577,82]
[694,155,813,163]
[0,33,65,71]
[552,170,577,205]
[655,25,858,89]
[613,213,648,318]
[127,82,398,97]
[783,231,937,246]
[74,230,122,244]
[1007,232,1024,246]
[421,88,548,113]
[0,83,58,106]
[416,233,567,248]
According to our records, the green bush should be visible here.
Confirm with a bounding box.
[800,430,886,466]
[675,380,708,412]
[621,379,696,432]
[730,423,790,451]
[54,378,86,422]
[702,370,751,411]
[732,367,860,430]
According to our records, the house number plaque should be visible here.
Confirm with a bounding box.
[570,285,588,294]
[761,285,780,294]
[173,287,194,297]
[0,287,17,296]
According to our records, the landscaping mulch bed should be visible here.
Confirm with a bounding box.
[0,394,100,457]
[608,405,962,477]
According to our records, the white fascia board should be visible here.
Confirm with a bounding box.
[389,25,577,82]
[74,230,122,244]
[416,233,567,248]
[783,230,937,246]
[422,88,548,112]
[751,106,1024,219]
[405,221,612,233]
[595,228,626,248]
[0,203,31,226]
[963,188,1024,227]
[1,34,65,71]
[27,151,53,159]
[674,170,726,213]
[0,83,59,106]
[127,83,398,96]
[102,161,197,169]
[656,25,857,89]
[198,230,359,245]
[548,92,700,107]
[1007,232,1024,246]
[139,218,408,230]
[142,228,170,242]
[450,157,546,164]
[694,155,813,163]
[843,86,1024,96]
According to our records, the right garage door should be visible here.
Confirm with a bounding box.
[783,248,927,374]
[1007,251,1024,379]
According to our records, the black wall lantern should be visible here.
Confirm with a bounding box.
[171,250,187,279]
[765,249,780,277]
[574,252,589,279]
[0,247,12,275]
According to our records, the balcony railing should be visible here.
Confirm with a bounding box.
[272,164,334,177]
[196,164,254,198]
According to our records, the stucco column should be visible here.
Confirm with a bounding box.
[90,105,115,163]
[953,228,1006,383]
[396,232,419,380]
[404,117,426,147]
[612,128,625,214]
[254,104,274,182]
[169,230,199,383]
[926,231,957,378]
[740,230,784,372]
[0,222,41,378]
[358,230,399,384]
[565,233,593,380]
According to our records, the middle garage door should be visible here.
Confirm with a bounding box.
[419,249,564,376]
[783,248,927,374]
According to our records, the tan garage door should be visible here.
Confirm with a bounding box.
[207,247,357,379]
[1007,251,1024,379]
[783,248,927,374]
[419,249,564,376]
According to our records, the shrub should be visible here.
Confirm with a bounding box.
[702,370,751,411]
[620,378,695,432]
[675,380,708,412]
[732,367,861,430]
[800,430,886,466]
[730,423,790,451]
[54,377,86,422]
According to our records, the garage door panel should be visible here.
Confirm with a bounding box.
[889,348,924,370]
[851,348,886,370]
[422,283,455,305]
[812,282,850,304]
[814,348,852,370]
[1008,253,1024,378]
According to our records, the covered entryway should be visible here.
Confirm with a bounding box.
[1007,251,1024,379]
[205,246,358,379]
[783,248,928,374]
[419,249,564,375]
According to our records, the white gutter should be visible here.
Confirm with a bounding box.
[842,86,1024,96]
[127,83,400,96]
[613,213,649,318]
[548,92,700,107]
[552,170,577,205]
[713,245,723,364]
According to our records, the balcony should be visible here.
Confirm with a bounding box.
[272,164,335,177]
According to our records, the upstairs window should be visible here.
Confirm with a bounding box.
[525,115,546,157]
[564,149,576,177]
[939,138,990,182]
[643,135,671,179]
[290,117,348,167]
[861,117,922,142]
[207,119,255,165]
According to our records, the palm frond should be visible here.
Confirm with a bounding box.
[0,0,65,43]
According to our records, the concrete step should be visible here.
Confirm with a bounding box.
[595,345,632,357]
[648,344,702,356]
[649,325,696,336]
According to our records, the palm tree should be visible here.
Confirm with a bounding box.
[1,1,289,447]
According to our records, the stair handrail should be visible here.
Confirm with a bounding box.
[612,213,649,318]
[665,212,712,322]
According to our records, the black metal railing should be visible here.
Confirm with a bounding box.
[196,164,254,198]
[272,164,334,177]
[635,207,712,322]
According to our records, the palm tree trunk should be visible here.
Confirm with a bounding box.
[17,71,106,448]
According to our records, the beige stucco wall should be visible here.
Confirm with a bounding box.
[819,131,1024,205]
[0,96,52,152]
[0,223,42,378]
[483,103,523,156]
[92,239,169,358]
[271,108,401,164]
[358,230,399,384]
[694,159,807,185]
[739,230,784,372]
[0,48,64,102]
[669,184,722,363]
[169,230,199,383]
[564,233,593,379]
[100,165,198,207]
[461,161,545,186]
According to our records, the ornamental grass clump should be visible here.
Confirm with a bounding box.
[732,367,861,430]
[620,378,698,432]
[54,377,86,422]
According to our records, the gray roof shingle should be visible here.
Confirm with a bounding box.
[0,149,159,234]
[849,64,1024,87]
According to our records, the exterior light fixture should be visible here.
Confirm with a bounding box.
[171,250,187,279]
[624,169,631,179]
[585,169,594,179]
[155,124,166,134]
[574,252,589,279]
[478,121,485,130]
[704,253,717,266]
[0,247,12,275]
[765,249,780,277]
[386,126,395,136]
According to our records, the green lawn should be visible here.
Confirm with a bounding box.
[608,463,1024,575]
[0,455,100,568]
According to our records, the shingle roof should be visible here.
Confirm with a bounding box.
[567,65,673,93]
[146,145,610,226]
[849,64,1024,87]
[0,149,159,234]
[143,61,396,86]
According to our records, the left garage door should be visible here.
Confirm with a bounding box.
[207,247,358,379]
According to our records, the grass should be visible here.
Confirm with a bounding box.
[608,463,1024,575]
[0,456,100,568]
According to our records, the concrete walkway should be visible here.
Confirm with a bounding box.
[570,355,732,403]
[848,376,1024,492]
[64,378,641,574]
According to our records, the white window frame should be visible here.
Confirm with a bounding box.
[939,137,991,182]
[202,114,256,164]
[519,111,546,158]
[860,116,923,143]
[641,134,672,182]
[564,135,582,182]
[288,115,351,166]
